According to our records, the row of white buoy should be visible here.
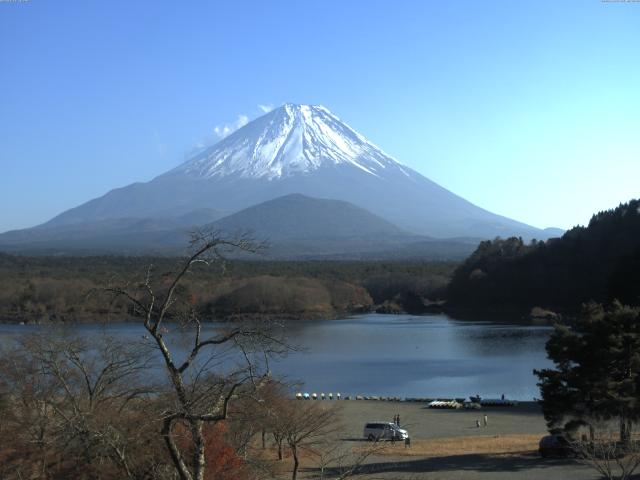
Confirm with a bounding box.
[294,394,517,406]
[296,392,341,400]
[295,393,404,401]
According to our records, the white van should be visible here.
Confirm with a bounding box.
[363,422,408,441]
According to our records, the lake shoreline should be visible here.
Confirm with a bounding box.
[0,308,367,325]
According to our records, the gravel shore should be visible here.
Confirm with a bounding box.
[336,400,548,440]
[296,400,601,480]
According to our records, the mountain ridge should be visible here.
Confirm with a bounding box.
[208,193,412,241]
[0,194,479,260]
[1,103,562,250]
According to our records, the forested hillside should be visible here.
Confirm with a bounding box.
[0,255,454,322]
[447,199,640,312]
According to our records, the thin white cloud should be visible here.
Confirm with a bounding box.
[258,104,273,113]
[213,125,230,138]
[188,112,253,157]
[237,114,249,127]
[214,114,249,139]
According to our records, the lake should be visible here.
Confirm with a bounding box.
[0,313,553,401]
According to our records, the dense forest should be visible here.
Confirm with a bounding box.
[5,199,639,323]
[0,254,455,323]
[447,199,640,314]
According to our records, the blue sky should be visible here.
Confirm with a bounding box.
[1,0,639,232]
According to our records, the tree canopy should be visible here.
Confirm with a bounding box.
[447,199,640,312]
[535,302,640,443]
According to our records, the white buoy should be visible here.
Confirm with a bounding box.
[337,393,341,400]
[312,393,317,400]
[296,393,302,400]
[328,392,333,400]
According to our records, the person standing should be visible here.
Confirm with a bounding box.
[483,414,488,427]
[396,414,401,426]
[476,419,481,428]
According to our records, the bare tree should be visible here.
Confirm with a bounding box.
[572,423,640,480]
[0,345,58,479]
[219,382,290,480]
[0,332,159,479]
[248,380,292,461]
[107,230,286,480]
[277,400,341,480]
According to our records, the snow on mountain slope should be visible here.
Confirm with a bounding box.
[172,104,411,180]
[5,103,561,243]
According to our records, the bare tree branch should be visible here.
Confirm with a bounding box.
[103,229,282,480]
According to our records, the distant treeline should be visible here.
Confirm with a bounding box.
[0,254,455,323]
[447,199,640,314]
[8,199,636,323]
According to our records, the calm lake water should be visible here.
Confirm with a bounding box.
[0,314,553,401]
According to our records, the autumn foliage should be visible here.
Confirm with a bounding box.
[203,423,246,480]
[170,420,252,480]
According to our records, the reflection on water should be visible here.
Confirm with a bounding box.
[0,314,553,400]
[275,314,552,400]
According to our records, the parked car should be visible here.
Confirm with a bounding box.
[363,422,408,441]
[539,434,574,458]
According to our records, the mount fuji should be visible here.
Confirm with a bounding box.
[0,104,559,256]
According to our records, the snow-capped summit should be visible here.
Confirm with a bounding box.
[15,102,559,243]
[173,104,410,180]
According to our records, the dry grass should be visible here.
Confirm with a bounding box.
[369,434,540,458]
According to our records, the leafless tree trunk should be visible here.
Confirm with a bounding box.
[274,432,284,460]
[107,229,286,480]
[277,400,341,480]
